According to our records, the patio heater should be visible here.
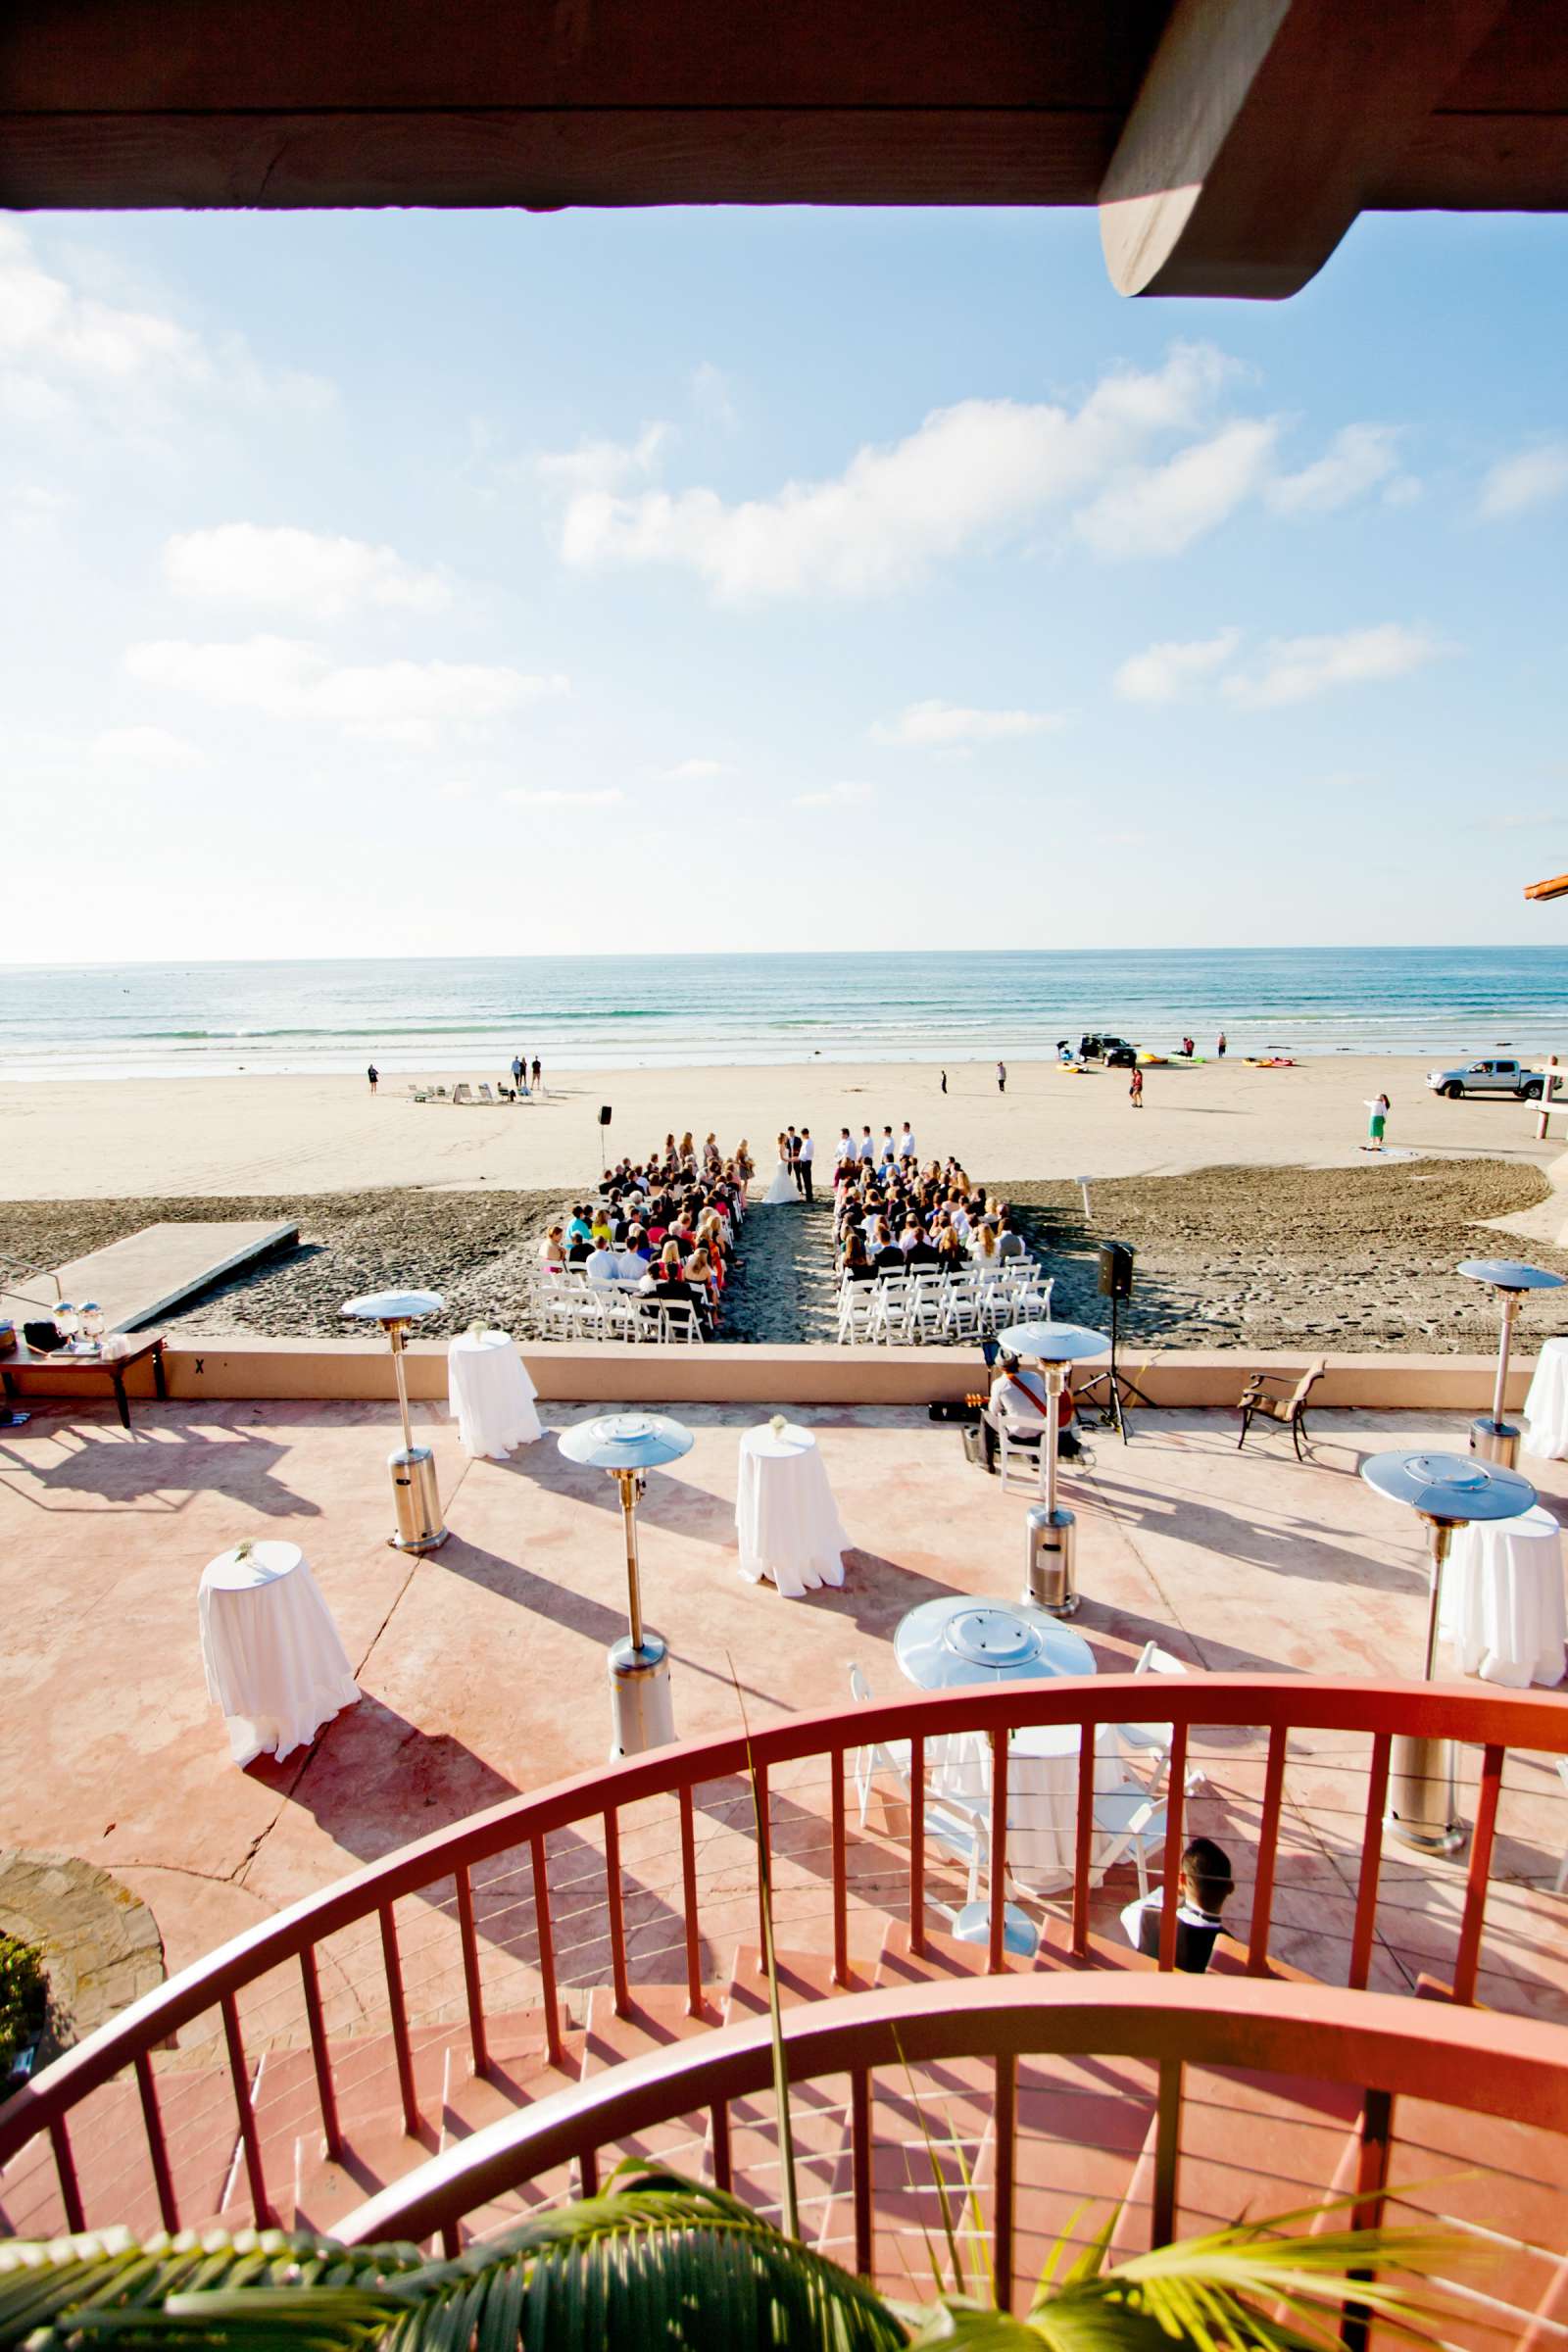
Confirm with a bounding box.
[557,1411,694,1757]
[1456,1258,1566,1467]
[340,1289,448,1553]
[997,1320,1109,1617]
[1361,1449,1535,1852]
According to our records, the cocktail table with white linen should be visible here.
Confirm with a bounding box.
[1443,1503,1567,1688]
[927,1719,1129,1892]
[1524,1336,1568,1461]
[199,1542,360,1765]
[447,1329,543,1458]
[736,1422,848,1595]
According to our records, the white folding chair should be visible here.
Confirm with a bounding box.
[1090,1788,1167,1899]
[837,1282,878,1344]
[660,1299,704,1345]
[849,1663,911,1825]
[868,1273,910,1344]
[1116,1641,1207,1796]
[940,1273,982,1342]
[905,1268,946,1343]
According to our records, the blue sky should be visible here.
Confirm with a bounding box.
[3,201,1566,960]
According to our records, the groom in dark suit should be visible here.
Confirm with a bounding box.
[787,1126,803,1194]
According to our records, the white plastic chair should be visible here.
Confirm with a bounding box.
[1117,1641,1207,1797]
[1090,1787,1167,1899]
[849,1663,911,1825]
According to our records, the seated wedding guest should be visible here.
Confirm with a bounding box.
[566,1204,593,1243]
[997,1213,1025,1262]
[872,1223,904,1272]
[1120,1838,1234,1975]
[842,1230,878,1282]
[590,1205,614,1248]
[640,1240,687,1297]
[936,1224,966,1267]
[971,1220,1001,1266]
[585,1237,623,1287]
[539,1223,566,1273]
[905,1222,941,1268]
[682,1245,718,1332]
[566,1227,594,1266]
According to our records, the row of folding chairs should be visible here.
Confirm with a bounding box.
[522,1271,706,1345]
[836,1263,1053,1346]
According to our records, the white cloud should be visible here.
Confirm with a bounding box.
[536,423,668,496]
[90,724,204,769]
[0,220,331,425]
[164,524,451,620]
[502,787,625,808]
[541,343,1248,598]
[661,757,728,779]
[1267,423,1406,514]
[1074,419,1277,559]
[793,781,875,809]
[870,700,1063,749]
[1113,629,1241,704]
[123,635,567,742]
[1222,624,1445,710]
[1478,444,1568,520]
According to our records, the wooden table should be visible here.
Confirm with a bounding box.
[1,1334,168,1430]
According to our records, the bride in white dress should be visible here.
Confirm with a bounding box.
[762,1129,798,1205]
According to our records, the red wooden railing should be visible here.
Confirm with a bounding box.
[333,1972,1568,2333]
[1,1675,1566,2241]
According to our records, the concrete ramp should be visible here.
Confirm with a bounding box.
[2,1220,298,1333]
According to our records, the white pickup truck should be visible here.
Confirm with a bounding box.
[1426,1056,1561,1102]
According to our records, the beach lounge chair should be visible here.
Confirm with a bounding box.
[451,1082,473,1104]
[1236,1356,1326,1459]
[476,1082,496,1103]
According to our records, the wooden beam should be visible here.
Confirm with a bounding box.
[1525,874,1568,903]
[1099,0,1515,300]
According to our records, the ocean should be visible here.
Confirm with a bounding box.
[3,948,1567,1080]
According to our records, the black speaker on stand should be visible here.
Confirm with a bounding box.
[598,1103,612,1177]
[1078,1239,1153,1440]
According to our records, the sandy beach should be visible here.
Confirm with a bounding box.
[4,1056,1568,1353]
[1,1054,1560,1200]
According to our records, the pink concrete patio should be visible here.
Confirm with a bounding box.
[3,1391,1566,2019]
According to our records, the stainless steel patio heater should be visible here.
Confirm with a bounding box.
[1456,1258,1565,1467]
[557,1411,694,1756]
[1360,1448,1535,1852]
[340,1289,448,1552]
[998,1320,1108,1617]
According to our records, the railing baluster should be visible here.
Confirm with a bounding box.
[49,2116,84,2234]
[1452,1744,1504,2006]
[988,1728,1009,1975]
[1156,1726,1189,1972]
[710,2097,732,2191]
[851,2065,873,2280]
[1152,2056,1182,2248]
[1341,2086,1393,2352]
[377,1903,421,2138]
[133,2049,178,2231]
[679,1783,703,2018]
[604,1809,630,2019]
[1348,1734,1391,1991]
[832,1747,849,1987]
[453,1866,489,2081]
[754,1760,771,1970]
[1072,1724,1095,1958]
[909,1734,926,1956]
[299,1945,343,2157]
[220,1991,271,2226]
[531,1832,564,2068]
[993,2048,1016,2313]
[1248,1725,1289,1975]
[440,2220,461,2259]
[578,2141,600,2201]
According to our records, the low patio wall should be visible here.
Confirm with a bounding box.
[119,1336,1535,1412]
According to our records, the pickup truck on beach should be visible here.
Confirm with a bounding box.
[1426,1056,1561,1101]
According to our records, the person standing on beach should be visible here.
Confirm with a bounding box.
[858,1125,876,1165]
[940,1069,948,1095]
[512,1053,523,1093]
[367,1063,378,1095]
[798,1128,815,1201]
[1129,1066,1144,1109]
[997,1059,1006,1094]
[1363,1092,1391,1152]
[531,1054,542,1093]
[1216,1032,1227,1058]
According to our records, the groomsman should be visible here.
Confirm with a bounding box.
[878,1125,897,1165]
[858,1125,876,1164]
[797,1129,815,1200]
[898,1121,916,1165]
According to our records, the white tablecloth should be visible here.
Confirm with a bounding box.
[1444,1505,1567,1688]
[1524,1337,1568,1460]
[447,1330,543,1458]
[928,1721,1128,1891]
[199,1542,360,1764]
[736,1424,848,1595]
